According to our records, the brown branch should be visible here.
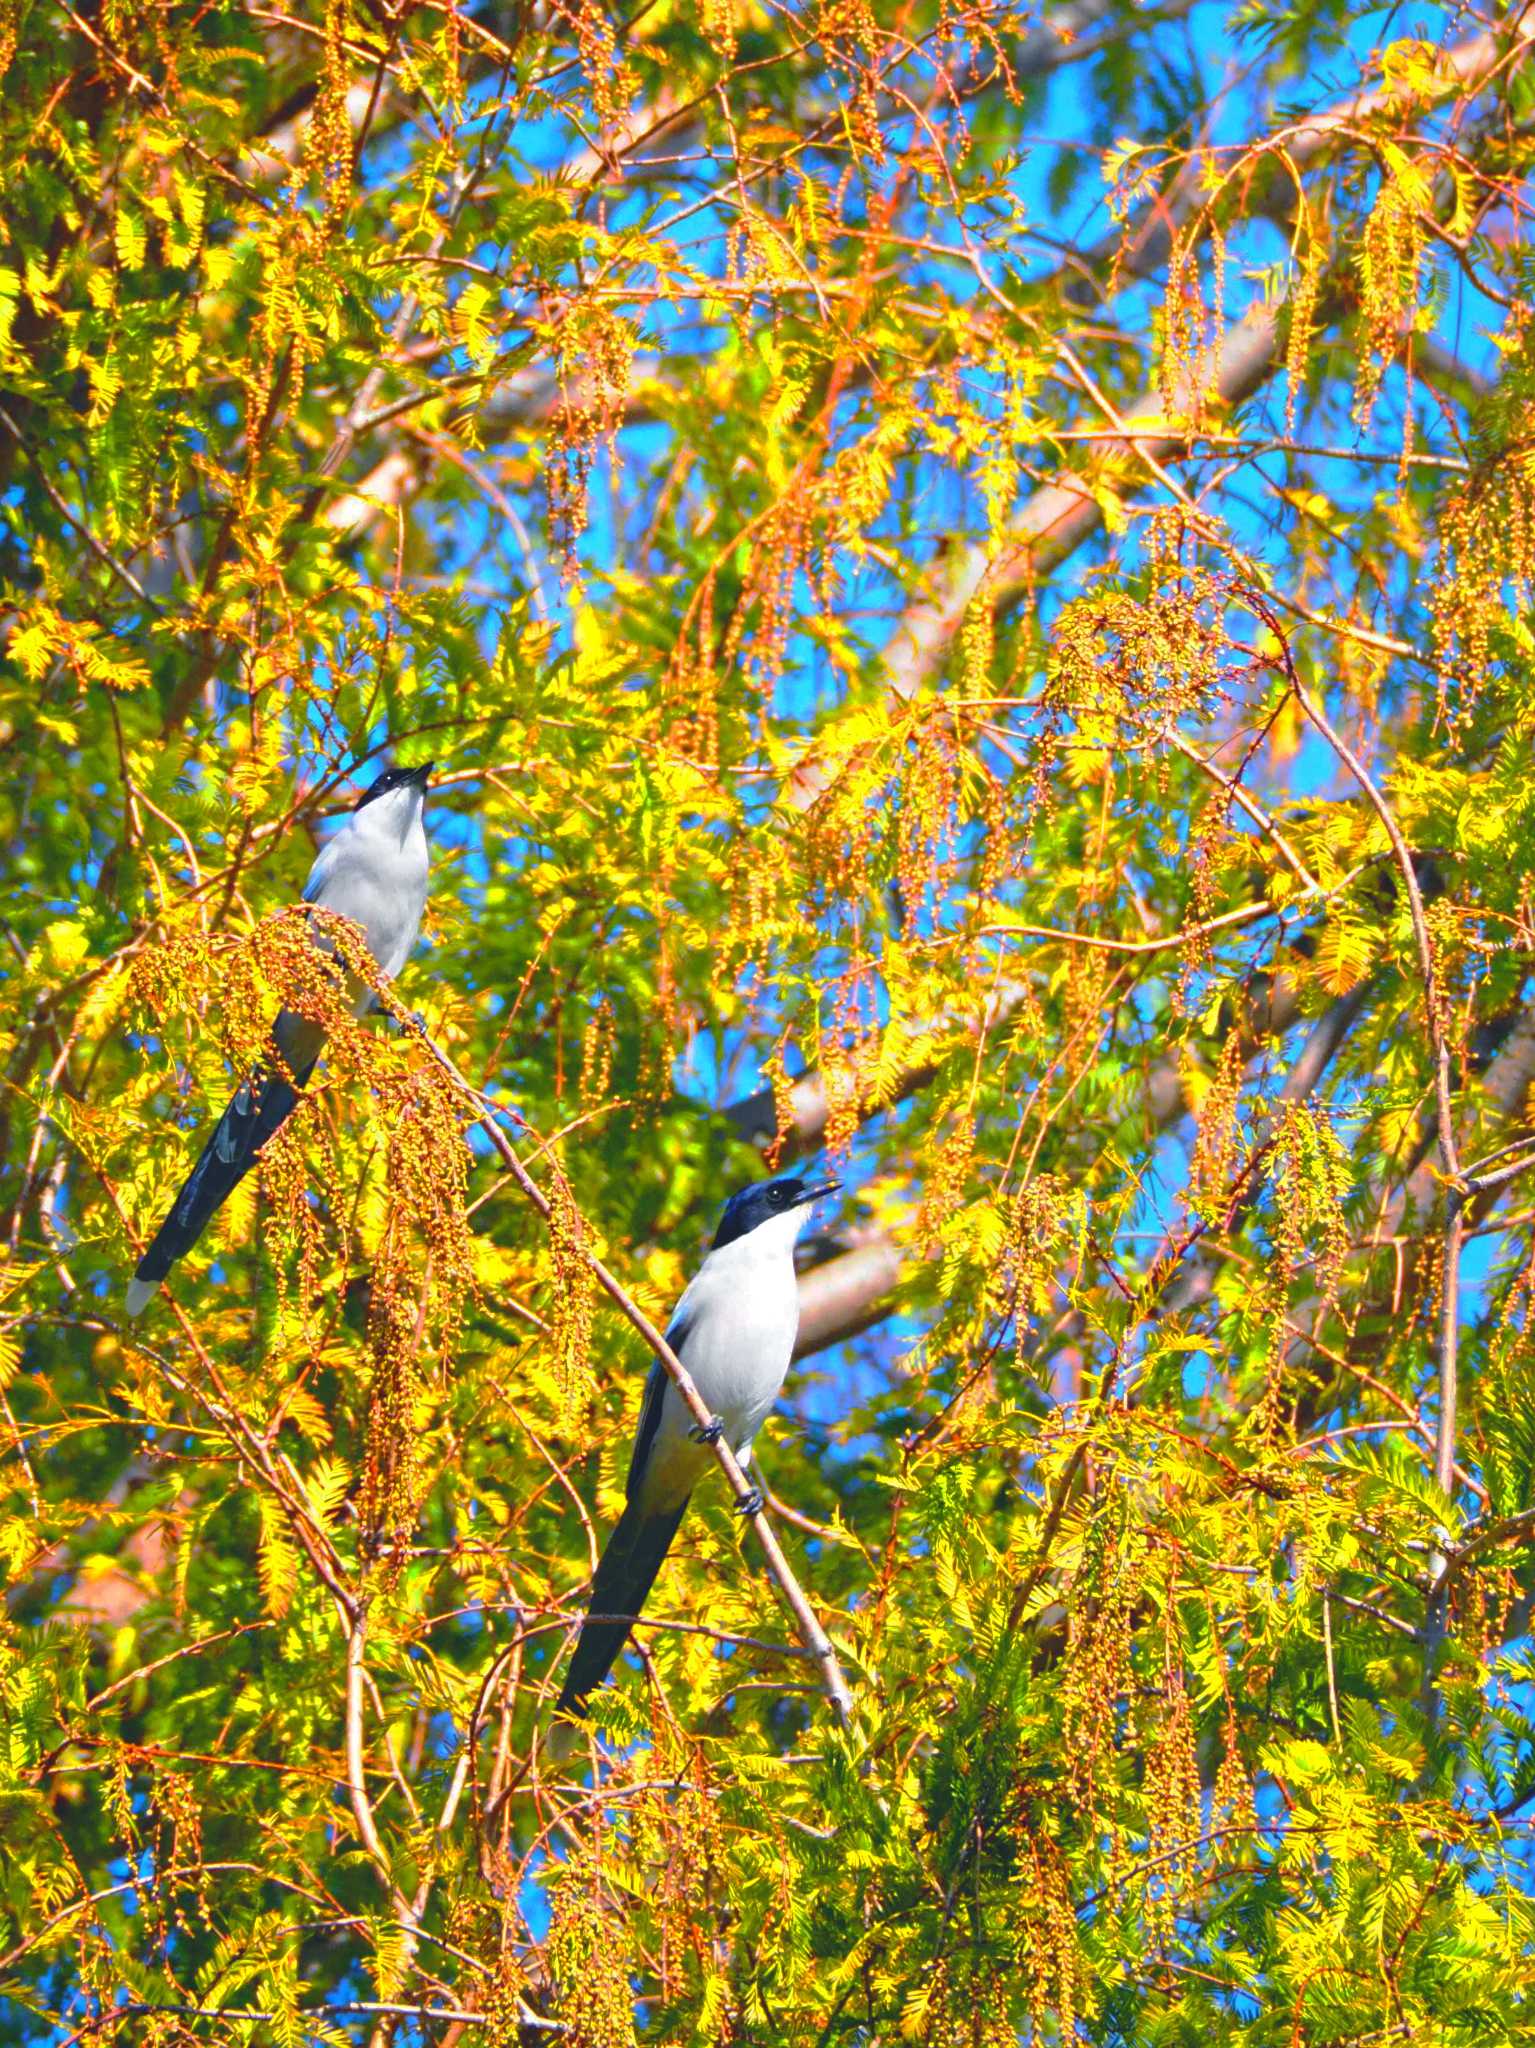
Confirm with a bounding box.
[1442,1504,1535,1582]
[795,1229,905,1359]
[345,1600,405,1891]
[1264,605,1463,1520]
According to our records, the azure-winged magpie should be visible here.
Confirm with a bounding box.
[548,1170,841,1750]
[125,759,434,1314]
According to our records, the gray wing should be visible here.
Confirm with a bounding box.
[300,824,349,906]
[293,828,380,1019]
[624,1302,694,1503]
[300,860,330,907]
[303,830,386,932]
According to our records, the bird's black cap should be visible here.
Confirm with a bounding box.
[354,760,435,810]
[711,1172,842,1250]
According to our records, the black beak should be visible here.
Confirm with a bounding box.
[409,760,435,788]
[795,1176,842,1207]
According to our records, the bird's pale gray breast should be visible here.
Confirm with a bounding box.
[629,1209,807,1512]
[677,1260,799,1428]
[308,827,428,984]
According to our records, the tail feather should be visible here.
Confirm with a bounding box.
[552,1496,690,1732]
[127,1057,317,1312]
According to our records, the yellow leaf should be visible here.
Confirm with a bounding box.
[42,919,91,977]
[1313,917,1374,995]
[114,207,147,272]
[9,619,55,681]
[1092,479,1128,535]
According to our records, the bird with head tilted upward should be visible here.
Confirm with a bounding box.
[546,1169,841,1756]
[125,759,435,1315]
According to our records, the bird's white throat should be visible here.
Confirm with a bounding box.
[356,782,427,849]
[713,1200,814,1271]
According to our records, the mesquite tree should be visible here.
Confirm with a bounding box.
[2,0,1534,2041]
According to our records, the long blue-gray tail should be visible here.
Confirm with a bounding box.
[125,1056,317,1314]
[551,1496,690,1735]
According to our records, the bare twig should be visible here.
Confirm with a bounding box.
[1258,597,1463,1527]
[0,405,162,613]
[1322,1592,1342,1745]
[345,1598,414,1920]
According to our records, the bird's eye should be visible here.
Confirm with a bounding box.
[768,1184,789,1207]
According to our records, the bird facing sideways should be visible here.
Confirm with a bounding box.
[547,1170,841,1755]
[125,759,435,1315]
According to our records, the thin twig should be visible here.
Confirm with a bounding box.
[977,891,1298,955]
[1162,726,1321,893]
[57,1999,562,2034]
[1251,594,1466,1596]
[0,404,162,612]
[1322,1592,1342,1745]
[345,1597,421,1949]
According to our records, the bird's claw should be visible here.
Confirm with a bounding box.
[397,1008,429,1036]
[689,1416,725,1445]
[734,1487,765,1518]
